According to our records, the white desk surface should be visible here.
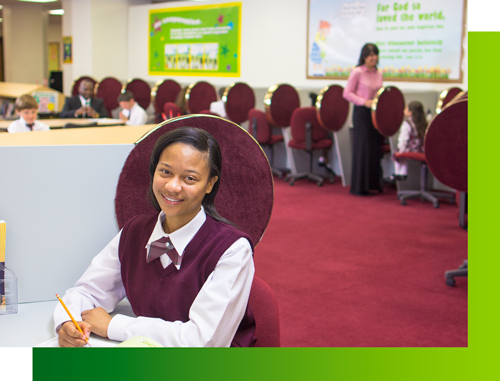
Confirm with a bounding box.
[0,299,134,347]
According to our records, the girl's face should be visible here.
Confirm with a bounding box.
[152,143,218,233]
[404,106,412,118]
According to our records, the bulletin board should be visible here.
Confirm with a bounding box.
[149,2,241,77]
[307,0,466,82]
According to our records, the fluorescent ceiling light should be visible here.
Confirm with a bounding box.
[49,9,64,15]
[18,1,58,3]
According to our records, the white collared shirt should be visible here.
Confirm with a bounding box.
[79,95,91,108]
[53,207,255,347]
[209,100,227,118]
[121,103,148,126]
[7,116,50,133]
[145,208,206,270]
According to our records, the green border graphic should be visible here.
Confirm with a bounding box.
[149,2,241,77]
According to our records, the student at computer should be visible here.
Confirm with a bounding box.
[7,94,49,133]
[54,127,256,348]
[118,91,148,126]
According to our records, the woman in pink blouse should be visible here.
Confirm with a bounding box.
[343,43,384,196]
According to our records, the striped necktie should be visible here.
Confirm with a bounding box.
[147,236,182,268]
[26,123,34,131]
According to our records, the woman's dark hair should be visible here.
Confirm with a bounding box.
[148,126,235,227]
[407,101,428,140]
[357,43,379,67]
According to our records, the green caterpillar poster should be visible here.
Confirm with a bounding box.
[149,2,241,77]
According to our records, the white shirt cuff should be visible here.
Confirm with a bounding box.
[107,314,135,342]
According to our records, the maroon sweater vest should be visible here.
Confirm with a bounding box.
[118,213,256,347]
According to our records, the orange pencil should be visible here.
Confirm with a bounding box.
[56,294,91,347]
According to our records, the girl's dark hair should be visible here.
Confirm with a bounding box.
[407,101,428,139]
[148,126,235,227]
[357,43,379,67]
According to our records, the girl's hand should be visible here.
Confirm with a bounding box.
[364,99,373,108]
[81,307,112,338]
[58,320,91,347]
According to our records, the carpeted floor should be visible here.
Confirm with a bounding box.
[254,177,468,347]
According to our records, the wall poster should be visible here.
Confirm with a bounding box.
[307,0,466,82]
[149,2,241,77]
[62,36,72,64]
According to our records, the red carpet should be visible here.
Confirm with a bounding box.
[254,178,468,347]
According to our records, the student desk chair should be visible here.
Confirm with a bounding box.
[114,115,279,346]
[95,77,122,118]
[425,93,468,286]
[185,81,217,114]
[224,82,256,125]
[151,79,182,122]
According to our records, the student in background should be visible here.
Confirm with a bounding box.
[392,101,427,180]
[7,94,49,133]
[54,127,255,348]
[118,91,148,126]
[343,43,384,196]
[209,87,228,118]
[60,80,108,118]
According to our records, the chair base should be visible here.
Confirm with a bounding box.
[398,190,455,208]
[445,260,468,287]
[271,167,290,179]
[397,161,455,208]
[285,172,334,187]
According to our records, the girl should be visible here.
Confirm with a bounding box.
[54,127,256,347]
[392,101,427,180]
[343,43,384,196]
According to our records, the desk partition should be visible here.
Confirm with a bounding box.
[0,126,154,304]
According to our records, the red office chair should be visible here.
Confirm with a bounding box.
[151,79,181,121]
[425,93,468,286]
[224,82,256,125]
[71,76,97,96]
[95,77,122,118]
[123,78,151,111]
[185,81,217,114]
[249,276,280,347]
[394,152,454,207]
[248,108,286,179]
[285,107,333,186]
[162,102,181,121]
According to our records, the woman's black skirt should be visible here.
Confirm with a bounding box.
[350,105,384,195]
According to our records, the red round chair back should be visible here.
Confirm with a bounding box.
[115,115,274,246]
[248,108,272,145]
[162,102,181,119]
[249,276,280,347]
[224,82,256,124]
[124,78,151,110]
[290,107,328,142]
[315,84,349,132]
[424,97,467,192]
[95,77,122,117]
[185,81,217,114]
[71,76,97,96]
[264,84,300,127]
[436,87,463,114]
[371,86,405,137]
[152,79,182,114]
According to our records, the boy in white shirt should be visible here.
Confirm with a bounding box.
[118,91,148,126]
[7,94,50,133]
